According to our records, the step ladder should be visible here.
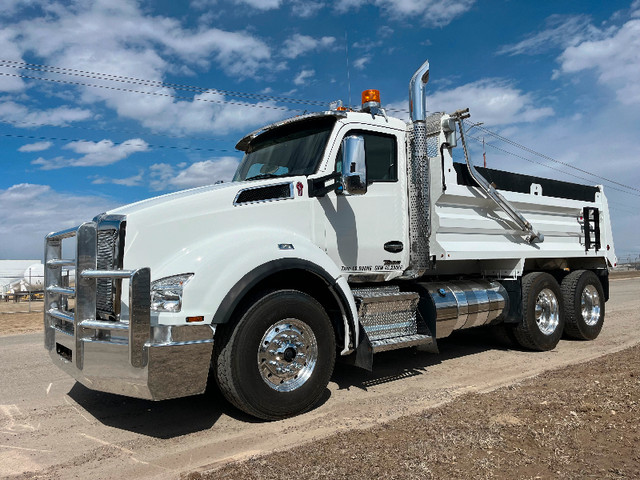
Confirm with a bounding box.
[583,207,601,253]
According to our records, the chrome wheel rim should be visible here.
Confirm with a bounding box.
[581,284,601,326]
[258,318,318,392]
[535,288,560,336]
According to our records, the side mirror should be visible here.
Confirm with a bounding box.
[341,135,367,195]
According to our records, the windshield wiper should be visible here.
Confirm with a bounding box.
[245,173,284,181]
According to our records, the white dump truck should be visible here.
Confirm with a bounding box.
[44,60,616,420]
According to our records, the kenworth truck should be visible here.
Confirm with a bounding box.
[44,60,616,420]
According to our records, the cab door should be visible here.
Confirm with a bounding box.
[317,124,409,280]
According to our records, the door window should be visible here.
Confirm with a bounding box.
[336,131,397,184]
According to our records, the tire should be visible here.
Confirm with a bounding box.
[561,270,605,340]
[213,289,336,420]
[512,272,564,351]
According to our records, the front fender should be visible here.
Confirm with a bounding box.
[152,228,359,352]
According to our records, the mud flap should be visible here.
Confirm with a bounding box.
[342,325,374,371]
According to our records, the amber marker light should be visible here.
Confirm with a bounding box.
[362,89,380,104]
[186,316,204,323]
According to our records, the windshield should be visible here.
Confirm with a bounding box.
[233,116,336,182]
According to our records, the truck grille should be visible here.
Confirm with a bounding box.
[96,229,119,316]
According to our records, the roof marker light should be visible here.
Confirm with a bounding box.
[361,89,381,111]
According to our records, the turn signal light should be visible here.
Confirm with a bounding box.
[186,316,204,323]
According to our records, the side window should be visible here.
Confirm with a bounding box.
[364,132,397,182]
[336,131,398,183]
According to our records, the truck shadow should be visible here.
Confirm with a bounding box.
[68,326,511,437]
[332,325,513,391]
[68,374,261,438]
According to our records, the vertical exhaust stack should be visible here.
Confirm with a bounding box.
[409,60,430,123]
[405,60,432,278]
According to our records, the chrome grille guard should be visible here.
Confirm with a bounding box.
[44,221,150,369]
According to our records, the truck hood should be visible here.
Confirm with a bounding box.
[107,177,307,278]
[108,181,238,217]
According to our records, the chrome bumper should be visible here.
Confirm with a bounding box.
[44,221,214,401]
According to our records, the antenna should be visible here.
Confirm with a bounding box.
[345,31,351,107]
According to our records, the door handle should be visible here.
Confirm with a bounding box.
[384,241,403,253]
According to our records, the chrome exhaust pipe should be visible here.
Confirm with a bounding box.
[409,59,430,122]
[405,59,431,278]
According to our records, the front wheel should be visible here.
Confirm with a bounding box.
[213,289,336,420]
[512,272,565,351]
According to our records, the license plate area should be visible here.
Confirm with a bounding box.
[56,343,72,362]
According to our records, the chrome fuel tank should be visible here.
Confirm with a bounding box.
[418,280,509,338]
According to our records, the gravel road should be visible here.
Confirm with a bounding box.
[1,277,638,479]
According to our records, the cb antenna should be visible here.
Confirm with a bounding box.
[345,31,352,107]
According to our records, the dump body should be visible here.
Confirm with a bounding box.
[421,113,615,278]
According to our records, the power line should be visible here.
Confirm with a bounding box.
[0,132,239,154]
[0,119,233,144]
[473,123,640,194]
[0,71,303,113]
[0,59,329,107]
[466,134,640,198]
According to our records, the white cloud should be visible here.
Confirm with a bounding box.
[0,183,117,259]
[234,0,282,9]
[91,170,144,187]
[1,0,281,136]
[290,0,324,17]
[497,15,604,56]
[194,0,281,9]
[282,34,336,59]
[18,141,52,152]
[0,30,26,92]
[125,90,287,136]
[557,18,640,105]
[12,2,272,79]
[192,0,323,16]
[353,55,372,70]
[32,138,149,170]
[150,158,240,190]
[428,79,554,126]
[0,101,92,127]
[335,0,475,27]
[294,69,315,86]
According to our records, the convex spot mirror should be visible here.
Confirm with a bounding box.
[340,135,367,195]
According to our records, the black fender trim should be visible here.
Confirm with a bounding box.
[211,259,356,343]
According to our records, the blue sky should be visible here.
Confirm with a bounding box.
[1,0,639,261]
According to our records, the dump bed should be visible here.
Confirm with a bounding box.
[424,119,616,277]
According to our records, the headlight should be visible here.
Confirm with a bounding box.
[150,273,194,312]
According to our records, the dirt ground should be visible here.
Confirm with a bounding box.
[0,299,43,336]
[201,342,640,480]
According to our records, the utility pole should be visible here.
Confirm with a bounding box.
[483,136,486,168]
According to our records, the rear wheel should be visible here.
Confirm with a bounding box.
[213,289,335,420]
[561,270,605,340]
[512,272,564,351]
